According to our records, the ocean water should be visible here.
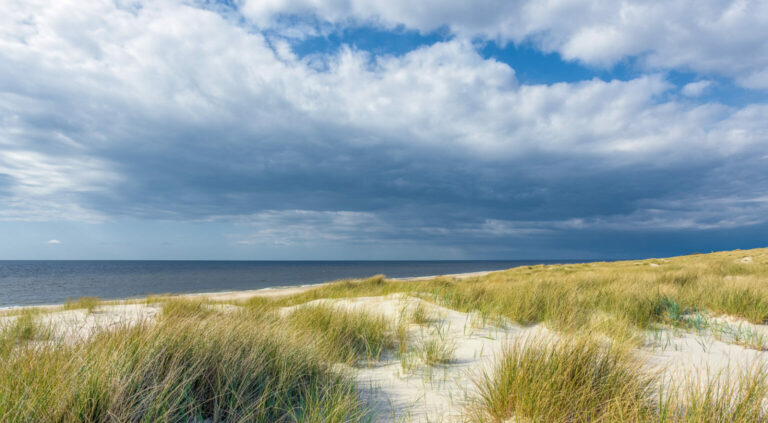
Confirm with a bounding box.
[0,260,577,307]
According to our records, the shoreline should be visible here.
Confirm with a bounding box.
[0,269,503,312]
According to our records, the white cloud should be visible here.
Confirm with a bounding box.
[47,239,61,244]
[0,1,758,163]
[240,0,768,89]
[0,147,117,222]
[681,80,713,97]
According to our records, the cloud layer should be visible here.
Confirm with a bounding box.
[0,0,767,257]
[242,0,768,89]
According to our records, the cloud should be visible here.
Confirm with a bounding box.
[681,80,713,97]
[0,148,117,222]
[47,239,61,244]
[0,0,766,256]
[223,210,387,245]
[240,0,768,89]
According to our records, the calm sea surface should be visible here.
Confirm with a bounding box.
[0,260,580,307]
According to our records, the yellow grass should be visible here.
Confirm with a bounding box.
[278,248,768,340]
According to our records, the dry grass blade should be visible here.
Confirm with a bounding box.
[0,311,369,422]
[470,334,656,422]
[287,303,394,362]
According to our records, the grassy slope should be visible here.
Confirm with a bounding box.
[0,302,381,422]
[2,247,768,422]
[279,248,768,338]
[274,247,768,422]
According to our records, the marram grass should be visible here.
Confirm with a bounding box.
[279,248,768,339]
[470,334,768,422]
[0,310,368,422]
[470,334,656,422]
[287,303,394,361]
[63,296,101,313]
[0,309,52,357]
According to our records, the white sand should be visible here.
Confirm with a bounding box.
[390,270,498,281]
[285,296,768,422]
[282,294,549,422]
[645,315,768,391]
[0,269,506,314]
[0,270,506,343]
[180,285,319,301]
[1,303,161,342]
[187,269,499,301]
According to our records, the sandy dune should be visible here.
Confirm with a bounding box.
[4,290,768,422]
[645,315,768,391]
[283,294,549,421]
[186,269,499,302]
[284,295,768,422]
[1,304,161,342]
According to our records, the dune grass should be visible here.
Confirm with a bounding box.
[471,334,768,423]
[415,331,456,366]
[287,303,394,361]
[471,335,656,422]
[0,309,368,422]
[63,296,101,313]
[661,363,768,422]
[161,297,217,319]
[409,302,432,325]
[277,248,768,421]
[395,316,410,356]
[0,310,51,357]
[278,248,768,341]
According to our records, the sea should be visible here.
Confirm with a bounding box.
[0,260,579,308]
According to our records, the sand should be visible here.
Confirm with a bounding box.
[0,269,505,343]
[0,269,503,313]
[645,315,768,390]
[282,294,549,421]
[280,296,768,421]
[0,303,161,342]
[186,269,497,301]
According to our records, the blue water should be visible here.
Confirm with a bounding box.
[0,260,579,307]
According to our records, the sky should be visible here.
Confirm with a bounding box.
[1,0,767,260]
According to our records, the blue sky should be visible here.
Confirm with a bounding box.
[1,0,767,260]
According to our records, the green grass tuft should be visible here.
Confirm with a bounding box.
[0,313,368,422]
[0,310,52,357]
[63,297,101,313]
[471,335,656,422]
[415,324,456,366]
[160,298,215,319]
[410,302,432,325]
[287,303,394,362]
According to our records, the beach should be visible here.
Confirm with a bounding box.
[0,269,500,312]
[3,249,768,422]
[183,269,498,301]
[0,260,543,309]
